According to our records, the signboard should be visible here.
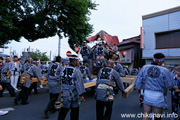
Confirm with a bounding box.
[66,51,72,57]
[140,27,144,49]
[119,49,132,63]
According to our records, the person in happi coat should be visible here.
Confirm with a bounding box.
[79,60,92,83]
[93,43,109,75]
[171,68,180,119]
[113,60,125,77]
[23,58,33,73]
[80,42,93,73]
[9,56,22,90]
[124,65,131,76]
[95,60,124,120]
[28,57,39,95]
[44,56,64,119]
[171,65,180,78]
[135,53,175,120]
[39,61,48,77]
[13,57,46,105]
[58,55,85,120]
[39,60,48,88]
[131,68,139,76]
[0,57,16,97]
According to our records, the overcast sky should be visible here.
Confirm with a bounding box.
[2,0,180,59]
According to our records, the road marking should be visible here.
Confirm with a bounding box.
[0,107,15,111]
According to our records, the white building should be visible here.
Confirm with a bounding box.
[142,6,180,66]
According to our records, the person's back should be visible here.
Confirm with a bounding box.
[95,60,124,120]
[96,67,124,101]
[135,53,175,120]
[44,56,64,119]
[58,55,85,120]
[47,62,63,93]
[79,61,91,83]
[136,64,174,92]
[60,65,84,100]
[80,42,93,73]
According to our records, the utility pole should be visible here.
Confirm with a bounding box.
[50,51,52,61]
[58,36,61,56]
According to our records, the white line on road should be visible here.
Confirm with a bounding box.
[0,108,15,111]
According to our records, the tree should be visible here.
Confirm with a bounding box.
[30,50,49,61]
[0,0,97,50]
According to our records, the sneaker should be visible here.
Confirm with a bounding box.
[0,110,8,116]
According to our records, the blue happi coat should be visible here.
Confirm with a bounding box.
[1,62,11,83]
[79,65,91,83]
[46,62,64,94]
[171,77,179,99]
[135,62,175,108]
[93,46,109,67]
[60,64,85,109]
[95,67,124,102]
[39,64,48,77]
[23,62,33,74]
[80,45,93,73]
[9,61,22,76]
[80,45,92,61]
[113,63,125,77]
[24,64,42,88]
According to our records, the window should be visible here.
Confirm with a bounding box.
[156,29,180,49]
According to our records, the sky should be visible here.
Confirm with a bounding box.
[1,0,180,60]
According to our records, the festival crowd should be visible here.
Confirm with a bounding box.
[0,42,180,120]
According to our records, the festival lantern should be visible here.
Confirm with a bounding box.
[122,51,126,57]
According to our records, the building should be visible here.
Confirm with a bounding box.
[142,6,180,67]
[117,35,145,69]
[21,51,33,62]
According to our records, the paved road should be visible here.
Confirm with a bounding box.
[0,88,174,120]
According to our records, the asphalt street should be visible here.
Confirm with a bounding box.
[0,87,174,120]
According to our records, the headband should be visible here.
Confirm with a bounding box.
[33,60,40,63]
[69,56,79,60]
[153,58,165,62]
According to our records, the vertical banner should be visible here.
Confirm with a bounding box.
[140,27,144,49]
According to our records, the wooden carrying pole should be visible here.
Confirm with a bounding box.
[122,84,136,98]
[84,76,137,98]
[121,76,136,98]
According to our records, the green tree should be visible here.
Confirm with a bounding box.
[0,0,97,50]
[30,50,49,61]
